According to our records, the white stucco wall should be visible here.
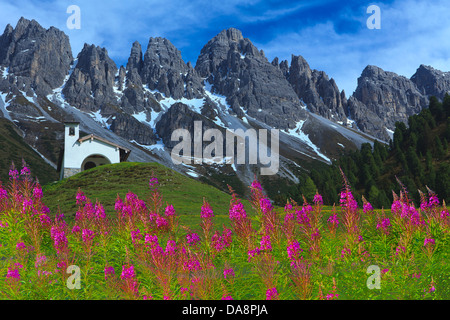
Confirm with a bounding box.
[63,123,120,170]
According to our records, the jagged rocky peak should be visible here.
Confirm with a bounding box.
[278,54,347,123]
[126,41,144,73]
[0,17,73,95]
[411,64,450,100]
[62,43,118,112]
[195,28,263,79]
[140,36,203,99]
[195,28,306,130]
[347,65,429,141]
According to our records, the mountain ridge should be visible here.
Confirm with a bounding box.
[0,17,447,192]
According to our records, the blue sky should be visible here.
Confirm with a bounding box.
[0,0,449,95]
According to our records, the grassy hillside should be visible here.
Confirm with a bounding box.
[0,118,59,185]
[42,162,258,230]
[42,161,338,231]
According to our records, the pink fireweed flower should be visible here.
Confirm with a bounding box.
[420,201,429,212]
[424,238,435,247]
[35,254,47,268]
[16,242,26,251]
[39,214,51,226]
[221,295,233,300]
[144,234,159,248]
[363,202,373,214]
[121,265,136,280]
[260,235,272,251]
[201,201,214,219]
[95,203,106,220]
[156,215,168,229]
[72,225,81,233]
[313,193,323,205]
[229,202,247,220]
[441,208,449,219]
[104,266,115,280]
[327,213,339,226]
[114,196,123,211]
[183,259,202,272]
[391,200,402,215]
[51,226,68,254]
[149,176,159,188]
[164,204,176,217]
[0,187,7,200]
[22,199,33,211]
[76,190,87,205]
[211,227,233,252]
[33,186,43,200]
[326,293,339,300]
[6,268,20,281]
[287,241,302,261]
[303,204,313,214]
[125,192,137,203]
[20,166,30,176]
[223,268,235,279]
[0,221,8,228]
[251,179,262,190]
[186,232,201,246]
[284,203,293,212]
[247,247,261,261]
[340,191,358,211]
[164,240,177,256]
[130,229,142,244]
[376,218,391,233]
[395,246,406,256]
[259,198,273,214]
[284,212,295,223]
[9,168,19,180]
[428,195,439,208]
[266,288,278,300]
[296,209,310,225]
[121,205,133,217]
[82,229,95,244]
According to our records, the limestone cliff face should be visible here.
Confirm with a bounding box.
[347,65,429,140]
[276,54,348,124]
[63,43,118,113]
[0,17,73,96]
[411,64,450,100]
[195,28,307,130]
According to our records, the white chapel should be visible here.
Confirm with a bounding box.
[58,121,131,179]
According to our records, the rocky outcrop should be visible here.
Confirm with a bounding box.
[62,43,118,112]
[155,102,223,149]
[411,64,450,100]
[0,17,73,96]
[108,112,157,145]
[195,28,307,130]
[347,65,429,140]
[277,54,348,123]
[141,37,203,99]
